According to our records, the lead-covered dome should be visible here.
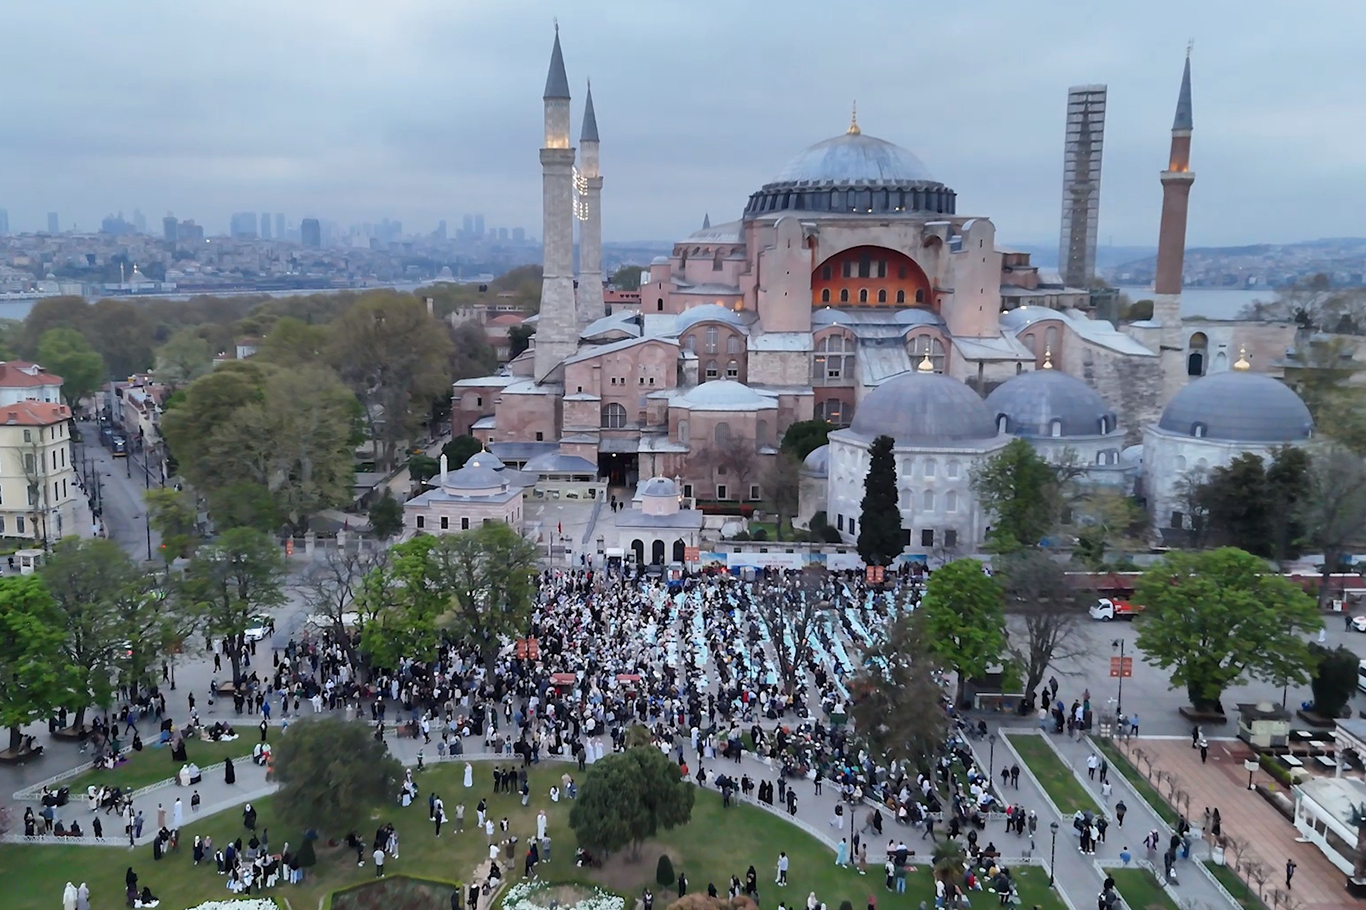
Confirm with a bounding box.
[1158,370,1313,442]
[745,125,954,218]
[850,371,997,444]
[986,369,1118,437]
[803,444,830,477]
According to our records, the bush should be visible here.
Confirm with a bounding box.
[1258,752,1294,787]
[820,525,843,543]
[752,528,768,541]
[839,902,854,910]
[657,853,676,886]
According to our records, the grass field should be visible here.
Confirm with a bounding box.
[61,738,253,795]
[1005,734,1100,816]
[1093,740,1179,828]
[1110,868,1179,910]
[1203,861,1268,910]
[4,760,1068,910]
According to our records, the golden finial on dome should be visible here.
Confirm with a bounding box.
[847,102,861,136]
[1042,346,1054,370]
[917,351,934,372]
[1233,346,1251,371]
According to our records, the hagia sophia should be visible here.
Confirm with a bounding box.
[429,29,1315,559]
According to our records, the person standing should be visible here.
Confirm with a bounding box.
[836,838,848,867]
[1086,754,1098,780]
[172,798,183,831]
[374,846,385,877]
[1115,801,1127,827]
[456,804,465,832]
[776,851,789,885]
[1199,739,1209,764]
[1009,764,1020,788]
[1285,859,1296,889]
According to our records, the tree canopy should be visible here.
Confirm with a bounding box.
[995,550,1091,700]
[849,606,949,768]
[37,327,104,409]
[779,419,833,461]
[273,717,402,833]
[971,438,1071,552]
[1298,446,1366,608]
[1134,547,1321,712]
[180,527,286,685]
[920,558,1007,706]
[610,265,644,290]
[153,328,214,389]
[569,746,695,859]
[0,575,78,751]
[1197,449,1311,560]
[857,434,901,568]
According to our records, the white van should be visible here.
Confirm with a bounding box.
[1357,659,1366,693]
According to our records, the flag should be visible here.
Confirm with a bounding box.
[557,521,563,535]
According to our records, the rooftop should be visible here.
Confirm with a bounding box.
[0,401,70,426]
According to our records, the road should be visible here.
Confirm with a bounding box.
[75,421,163,562]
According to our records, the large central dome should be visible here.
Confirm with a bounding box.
[773,131,935,185]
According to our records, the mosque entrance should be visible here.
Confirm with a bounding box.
[599,452,639,489]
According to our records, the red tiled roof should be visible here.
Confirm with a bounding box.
[0,362,62,388]
[0,402,70,426]
[490,314,525,326]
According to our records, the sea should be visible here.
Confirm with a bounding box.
[0,285,1275,324]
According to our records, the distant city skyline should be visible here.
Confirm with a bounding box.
[0,0,1360,246]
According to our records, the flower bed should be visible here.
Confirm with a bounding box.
[503,881,626,910]
[184,899,281,910]
[327,874,462,910]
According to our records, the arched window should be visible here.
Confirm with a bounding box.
[1192,423,1206,438]
[839,288,849,303]
[915,289,925,304]
[682,334,695,353]
[821,288,830,303]
[1045,325,1060,355]
[922,490,935,511]
[816,398,848,427]
[924,459,936,479]
[877,289,887,303]
[1175,455,1186,470]
[726,360,739,378]
[713,250,723,271]
[715,422,732,444]
[673,539,686,562]
[859,289,868,304]
[678,419,689,443]
[657,297,664,312]
[705,360,719,380]
[1050,419,1063,437]
[1187,332,1208,377]
[1023,332,1037,355]
[704,326,719,353]
[947,459,960,479]
[997,414,1009,433]
[602,403,628,429]
[726,335,741,354]
[907,334,947,372]
[896,290,905,304]
[946,491,959,513]
[756,420,769,446]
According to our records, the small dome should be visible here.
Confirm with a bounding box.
[773,132,935,185]
[673,380,774,412]
[1158,371,1313,442]
[464,451,505,471]
[641,477,678,497]
[803,444,830,477]
[985,370,1117,437]
[674,303,751,336]
[437,465,508,495]
[850,372,997,444]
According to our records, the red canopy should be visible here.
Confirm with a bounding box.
[550,673,576,686]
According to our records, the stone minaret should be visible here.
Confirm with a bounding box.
[533,27,579,383]
[1153,49,1194,396]
[576,82,605,328]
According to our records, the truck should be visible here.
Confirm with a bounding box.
[1088,597,1143,621]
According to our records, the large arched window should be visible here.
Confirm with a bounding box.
[922,490,935,511]
[726,335,741,354]
[821,288,830,303]
[705,360,719,380]
[1187,332,1208,377]
[756,420,770,446]
[704,326,719,353]
[678,419,689,443]
[726,360,739,378]
[602,403,628,429]
[715,422,732,444]
[814,334,855,383]
[815,398,849,427]
[682,334,695,353]
[907,334,947,372]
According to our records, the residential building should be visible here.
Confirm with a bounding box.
[0,401,78,544]
[0,361,63,406]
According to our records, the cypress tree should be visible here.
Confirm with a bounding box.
[858,434,903,567]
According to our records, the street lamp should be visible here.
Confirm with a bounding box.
[1112,638,1126,719]
[988,731,997,783]
[1244,758,1258,790]
[1048,821,1060,886]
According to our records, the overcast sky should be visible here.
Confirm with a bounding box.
[0,0,1359,248]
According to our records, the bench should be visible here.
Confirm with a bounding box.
[973,692,1025,713]
[1280,754,1304,769]
[1313,755,1337,771]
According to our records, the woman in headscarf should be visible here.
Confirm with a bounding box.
[125,867,138,896]
[224,756,236,785]
[76,883,90,910]
[62,881,77,910]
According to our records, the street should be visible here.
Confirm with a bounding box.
[76,420,163,562]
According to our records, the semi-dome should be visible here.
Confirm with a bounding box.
[1158,370,1313,442]
[464,450,506,471]
[849,371,998,444]
[745,122,955,219]
[803,444,830,477]
[673,380,774,412]
[673,303,752,336]
[985,369,1118,437]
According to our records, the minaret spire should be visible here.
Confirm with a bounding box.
[1154,49,1196,299]
[576,78,606,329]
[702,213,711,230]
[1172,44,1193,132]
[543,25,570,100]
[534,26,579,382]
[580,80,599,143]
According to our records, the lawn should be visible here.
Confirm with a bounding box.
[62,737,254,795]
[1109,868,1179,910]
[4,760,1068,910]
[1005,734,1100,816]
[1093,740,1180,828]
[1203,861,1267,910]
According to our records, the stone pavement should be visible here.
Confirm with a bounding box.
[1110,736,1349,910]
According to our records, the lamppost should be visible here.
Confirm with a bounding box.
[1048,821,1060,886]
[1244,758,1258,790]
[1112,638,1126,719]
[988,731,998,783]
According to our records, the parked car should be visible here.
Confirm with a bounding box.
[1349,615,1366,633]
[1089,597,1143,621]
[243,615,273,641]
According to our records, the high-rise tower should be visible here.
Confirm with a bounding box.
[533,26,580,382]
[576,81,605,328]
[1058,85,1107,288]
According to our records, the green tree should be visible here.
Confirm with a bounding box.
[161,360,267,470]
[1198,453,1271,555]
[857,434,901,567]
[368,489,403,539]
[0,575,78,751]
[849,605,950,768]
[409,454,440,484]
[921,558,1007,706]
[656,853,676,886]
[1134,547,1321,712]
[779,419,832,461]
[610,265,644,291]
[180,527,287,685]
[36,327,105,409]
[1309,644,1358,719]
[153,328,214,388]
[145,487,201,562]
[507,324,535,360]
[256,316,329,366]
[1265,446,1311,561]
[424,523,540,671]
[449,322,498,383]
[569,746,695,860]
[20,296,89,354]
[760,453,801,540]
[356,537,450,669]
[273,717,402,834]
[971,438,1069,552]
[40,539,144,729]
[327,292,455,471]
[1299,446,1366,609]
[995,550,1092,699]
[441,435,484,470]
[84,299,155,377]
